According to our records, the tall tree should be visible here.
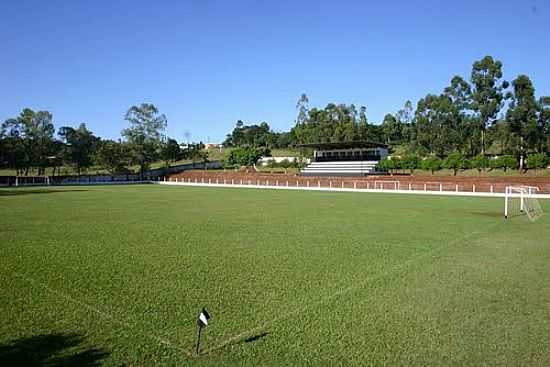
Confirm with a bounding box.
[295,93,309,125]
[122,103,167,176]
[506,75,539,169]
[470,56,509,155]
[58,123,99,175]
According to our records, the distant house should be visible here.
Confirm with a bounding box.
[204,143,220,149]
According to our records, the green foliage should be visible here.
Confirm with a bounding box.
[122,103,167,175]
[469,154,489,172]
[95,140,130,174]
[401,154,420,174]
[489,155,518,171]
[526,153,547,170]
[421,156,442,174]
[443,152,466,176]
[160,138,181,166]
[225,146,269,167]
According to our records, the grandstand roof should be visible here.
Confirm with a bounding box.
[295,141,388,150]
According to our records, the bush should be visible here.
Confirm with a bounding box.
[401,154,420,174]
[469,154,489,172]
[443,152,465,176]
[490,155,518,172]
[421,156,442,175]
[379,157,401,175]
[225,146,270,167]
[526,153,548,170]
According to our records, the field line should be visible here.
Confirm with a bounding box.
[201,221,502,355]
[12,272,194,358]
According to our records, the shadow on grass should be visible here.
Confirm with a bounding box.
[0,189,89,197]
[244,331,269,343]
[0,332,109,366]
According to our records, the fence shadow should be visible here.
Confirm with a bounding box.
[0,332,109,367]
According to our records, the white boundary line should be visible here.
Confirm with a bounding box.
[156,181,550,199]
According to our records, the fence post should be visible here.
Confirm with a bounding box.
[296,180,299,187]
[307,180,310,187]
[342,181,344,189]
[318,180,320,188]
[276,180,279,186]
[367,182,370,189]
[354,181,357,189]
[440,183,442,192]
[490,185,494,193]
[456,184,458,192]
[408,183,411,191]
[424,183,427,191]
[473,184,476,193]
[330,181,332,189]
[286,180,289,187]
[209,178,211,184]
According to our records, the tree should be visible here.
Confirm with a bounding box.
[121,103,167,177]
[95,140,130,175]
[506,75,539,170]
[526,153,547,170]
[58,123,98,175]
[296,93,309,125]
[225,146,268,167]
[470,56,509,155]
[421,156,442,175]
[469,154,489,173]
[490,155,517,172]
[160,138,181,167]
[401,154,420,174]
[443,152,465,176]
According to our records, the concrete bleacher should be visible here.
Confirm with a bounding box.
[300,161,379,176]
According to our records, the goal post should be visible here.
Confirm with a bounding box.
[504,186,544,221]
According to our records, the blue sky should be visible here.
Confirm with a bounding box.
[1,0,549,142]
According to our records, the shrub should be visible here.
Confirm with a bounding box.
[526,153,547,170]
[401,154,420,174]
[490,155,518,172]
[469,154,489,172]
[421,156,442,175]
[443,152,465,176]
[225,146,270,167]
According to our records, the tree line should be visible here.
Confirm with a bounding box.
[224,55,550,171]
[0,104,206,177]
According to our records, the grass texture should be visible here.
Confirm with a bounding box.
[1,185,550,366]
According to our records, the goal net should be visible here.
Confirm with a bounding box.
[504,186,543,221]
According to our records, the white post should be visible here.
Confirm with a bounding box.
[318,180,320,188]
[209,178,211,184]
[216,178,219,184]
[329,181,332,188]
[424,183,427,191]
[490,185,494,193]
[276,180,279,186]
[520,189,524,212]
[267,180,269,186]
[308,180,310,187]
[367,182,370,189]
[202,178,204,184]
[354,181,357,189]
[440,183,442,192]
[342,181,344,189]
[408,183,411,191]
[456,184,458,192]
[176,178,179,183]
[195,178,198,183]
[257,180,260,186]
[473,184,476,193]
[504,187,509,218]
[286,180,288,187]
[296,180,299,187]
[15,176,18,187]
[248,180,251,185]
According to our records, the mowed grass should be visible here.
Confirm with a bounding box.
[1,185,550,366]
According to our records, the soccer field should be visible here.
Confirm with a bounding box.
[1,185,550,366]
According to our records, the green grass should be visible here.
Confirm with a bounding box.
[1,185,550,366]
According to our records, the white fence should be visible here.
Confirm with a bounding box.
[157,178,550,199]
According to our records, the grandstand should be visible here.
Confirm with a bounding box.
[298,141,388,176]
